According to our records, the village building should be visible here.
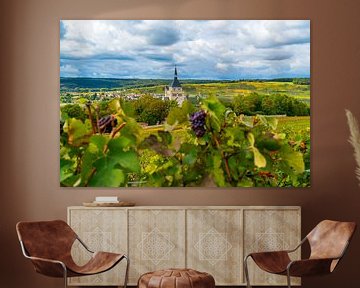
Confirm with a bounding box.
[165,66,187,106]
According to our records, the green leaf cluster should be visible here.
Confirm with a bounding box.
[60,96,309,187]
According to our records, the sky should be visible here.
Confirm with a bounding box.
[60,20,310,80]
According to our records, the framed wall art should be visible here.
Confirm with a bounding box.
[60,20,310,187]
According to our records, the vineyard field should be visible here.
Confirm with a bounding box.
[278,116,310,131]
[61,79,310,105]
[143,116,310,136]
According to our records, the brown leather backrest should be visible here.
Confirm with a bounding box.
[307,220,356,260]
[16,220,77,261]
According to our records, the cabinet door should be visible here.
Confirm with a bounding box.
[128,209,186,284]
[187,209,243,285]
[68,208,127,286]
[243,209,301,286]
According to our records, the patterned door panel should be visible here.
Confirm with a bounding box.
[187,209,243,285]
[128,209,186,284]
[68,208,127,286]
[244,209,301,286]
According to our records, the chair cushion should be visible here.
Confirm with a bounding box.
[138,268,215,288]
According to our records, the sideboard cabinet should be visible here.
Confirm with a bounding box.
[67,206,301,286]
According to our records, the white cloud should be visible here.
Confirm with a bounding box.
[60,64,79,77]
[60,20,310,79]
[216,63,229,71]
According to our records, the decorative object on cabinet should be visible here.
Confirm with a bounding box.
[68,206,300,286]
[244,220,356,288]
[16,220,129,288]
[138,268,215,288]
[346,109,360,186]
[60,20,310,188]
[82,196,135,207]
[83,201,135,207]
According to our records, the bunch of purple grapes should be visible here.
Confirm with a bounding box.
[98,115,117,133]
[190,110,206,137]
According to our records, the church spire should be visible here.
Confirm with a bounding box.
[170,65,181,88]
[165,65,186,106]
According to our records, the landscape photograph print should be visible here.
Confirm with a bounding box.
[60,20,310,188]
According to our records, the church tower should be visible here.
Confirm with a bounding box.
[165,66,186,106]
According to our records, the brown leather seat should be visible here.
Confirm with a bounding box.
[138,268,215,288]
[244,220,356,288]
[16,220,129,288]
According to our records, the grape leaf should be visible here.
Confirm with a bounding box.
[89,165,125,187]
[108,137,132,150]
[61,174,81,187]
[267,117,278,130]
[237,177,254,187]
[247,132,266,168]
[280,146,305,174]
[158,130,172,145]
[64,119,93,146]
[108,149,140,173]
[202,96,226,120]
[80,135,108,184]
[108,99,122,114]
[227,155,239,179]
[247,132,255,146]
[209,152,225,186]
[60,159,75,182]
[89,135,108,152]
[180,143,198,166]
[253,147,267,168]
[183,149,198,166]
[225,127,245,147]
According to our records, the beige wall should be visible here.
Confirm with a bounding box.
[1,0,360,287]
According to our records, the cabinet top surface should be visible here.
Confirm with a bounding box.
[68,205,301,210]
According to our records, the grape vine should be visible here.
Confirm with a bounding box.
[60,96,308,187]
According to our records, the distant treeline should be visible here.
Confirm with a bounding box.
[61,93,309,127]
[230,93,310,116]
[60,77,310,92]
[61,78,219,92]
[243,78,310,85]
